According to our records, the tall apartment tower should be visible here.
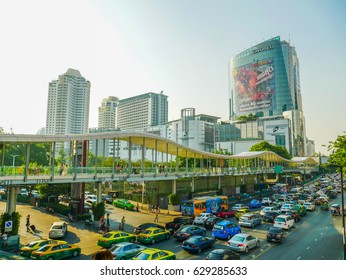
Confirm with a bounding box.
[116,91,168,130]
[98,96,119,129]
[229,36,306,156]
[46,68,91,135]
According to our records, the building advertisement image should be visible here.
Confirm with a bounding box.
[233,58,275,113]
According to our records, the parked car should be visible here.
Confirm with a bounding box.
[247,199,262,209]
[215,210,236,218]
[235,208,252,219]
[231,204,249,211]
[173,225,206,241]
[212,220,241,240]
[165,216,194,232]
[303,202,316,211]
[193,213,215,225]
[205,248,240,260]
[20,239,67,258]
[226,233,259,253]
[31,243,81,260]
[97,231,136,248]
[266,227,284,244]
[238,213,262,228]
[274,214,295,230]
[137,227,171,244]
[112,199,134,210]
[204,216,224,229]
[262,211,280,223]
[134,223,165,235]
[109,242,147,260]
[182,235,215,254]
[132,248,176,260]
[49,221,67,239]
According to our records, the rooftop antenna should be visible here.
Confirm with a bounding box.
[10,126,13,134]
[288,33,291,43]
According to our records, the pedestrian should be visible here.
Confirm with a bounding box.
[136,203,139,212]
[154,212,158,223]
[59,164,64,176]
[2,232,8,248]
[106,213,110,227]
[92,249,113,260]
[120,216,125,230]
[26,214,30,232]
[100,215,105,230]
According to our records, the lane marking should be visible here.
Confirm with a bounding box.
[297,256,301,260]
[307,246,310,250]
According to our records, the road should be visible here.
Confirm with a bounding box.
[0,198,343,260]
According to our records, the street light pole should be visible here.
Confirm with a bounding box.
[340,167,346,260]
[10,154,19,174]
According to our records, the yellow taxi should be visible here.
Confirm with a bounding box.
[97,231,136,248]
[136,227,171,244]
[20,239,67,258]
[31,243,81,260]
[235,208,252,219]
[132,248,176,260]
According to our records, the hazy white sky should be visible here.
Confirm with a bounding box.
[0,0,345,155]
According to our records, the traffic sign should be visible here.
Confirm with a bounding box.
[5,220,12,232]
[274,165,283,174]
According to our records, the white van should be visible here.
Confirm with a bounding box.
[274,214,294,230]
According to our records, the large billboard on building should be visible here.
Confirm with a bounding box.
[233,59,275,113]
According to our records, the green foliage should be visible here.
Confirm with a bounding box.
[250,141,291,160]
[0,211,21,235]
[236,114,257,122]
[40,202,70,216]
[91,202,106,220]
[36,184,70,201]
[327,133,346,167]
[168,194,180,205]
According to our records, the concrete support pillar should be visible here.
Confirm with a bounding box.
[6,187,19,214]
[96,182,102,203]
[218,176,221,190]
[172,179,177,195]
[191,177,195,193]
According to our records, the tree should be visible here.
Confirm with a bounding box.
[327,133,346,167]
[250,141,291,160]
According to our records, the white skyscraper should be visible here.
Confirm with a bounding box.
[98,96,119,129]
[46,68,91,135]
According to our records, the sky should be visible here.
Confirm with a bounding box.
[0,0,345,155]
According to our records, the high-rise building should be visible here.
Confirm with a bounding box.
[98,96,119,129]
[46,68,90,135]
[116,91,168,130]
[229,36,306,156]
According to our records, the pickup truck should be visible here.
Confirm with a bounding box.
[165,216,194,232]
[215,210,236,218]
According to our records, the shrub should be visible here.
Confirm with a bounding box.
[168,194,180,206]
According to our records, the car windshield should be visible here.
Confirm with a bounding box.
[208,252,223,260]
[27,241,40,248]
[37,246,50,252]
[180,227,190,233]
[51,225,63,229]
[181,201,193,207]
[268,228,281,233]
[110,245,121,252]
[188,237,200,243]
[213,224,223,230]
[142,230,152,235]
[135,252,150,260]
[103,233,113,238]
[275,217,285,222]
[231,236,245,242]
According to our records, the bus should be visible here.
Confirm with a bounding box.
[181,196,228,216]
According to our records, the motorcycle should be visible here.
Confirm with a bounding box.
[85,219,93,227]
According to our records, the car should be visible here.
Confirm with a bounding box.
[174,225,206,241]
[293,204,307,216]
[134,223,165,235]
[85,194,97,203]
[20,239,67,258]
[132,248,176,260]
[331,204,341,216]
[247,199,262,209]
[193,213,215,225]
[327,191,337,199]
[102,194,113,204]
[212,220,241,240]
[280,203,294,212]
[204,216,224,229]
[266,227,284,243]
[261,197,273,206]
[262,211,280,223]
[274,214,295,230]
[182,235,215,254]
[165,216,194,232]
[280,209,301,222]
[49,221,67,239]
[231,204,249,211]
[235,208,252,219]
[109,242,147,260]
[215,210,236,218]
[97,231,136,248]
[205,248,240,260]
[137,227,171,244]
[113,199,135,210]
[303,202,316,211]
[260,206,278,216]
[31,243,81,260]
[226,233,259,253]
[238,213,262,227]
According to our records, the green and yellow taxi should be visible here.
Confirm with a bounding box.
[235,208,252,219]
[293,204,307,216]
[132,248,176,260]
[112,199,135,210]
[31,243,81,260]
[97,231,136,248]
[20,238,67,258]
[137,227,171,245]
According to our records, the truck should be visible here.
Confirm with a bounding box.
[164,216,194,232]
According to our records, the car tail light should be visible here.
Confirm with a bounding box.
[191,245,196,248]
[276,234,281,238]
[237,244,244,247]
[227,241,230,245]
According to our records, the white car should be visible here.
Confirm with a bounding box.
[280,203,294,212]
[261,197,273,206]
[274,214,294,230]
[260,206,278,216]
[303,202,316,211]
[85,194,97,204]
[49,221,68,239]
[193,213,215,225]
[226,233,259,253]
